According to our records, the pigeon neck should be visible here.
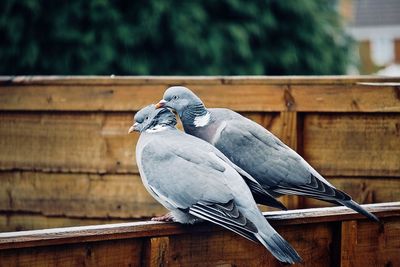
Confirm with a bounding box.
[182,103,210,128]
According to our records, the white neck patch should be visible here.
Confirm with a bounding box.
[145,125,168,133]
[194,112,211,127]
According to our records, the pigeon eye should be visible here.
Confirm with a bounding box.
[145,116,149,120]
[172,95,178,100]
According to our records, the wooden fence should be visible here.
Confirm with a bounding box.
[0,202,399,266]
[0,76,400,231]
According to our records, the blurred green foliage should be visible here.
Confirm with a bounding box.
[0,0,353,75]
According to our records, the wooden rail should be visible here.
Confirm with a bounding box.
[0,202,399,266]
[1,76,400,112]
[0,76,399,231]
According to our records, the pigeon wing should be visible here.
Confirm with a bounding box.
[213,115,379,222]
[140,138,260,241]
[214,117,342,197]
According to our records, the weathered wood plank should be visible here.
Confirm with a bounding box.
[292,84,400,112]
[1,202,398,250]
[280,111,298,150]
[0,204,398,267]
[142,237,170,267]
[303,177,400,208]
[340,220,358,267]
[0,239,143,267]
[0,112,137,173]
[0,112,281,173]
[0,213,131,232]
[341,217,400,267]
[0,84,287,112]
[279,111,304,209]
[0,203,398,266]
[303,113,400,177]
[168,224,332,266]
[1,75,400,85]
[0,172,303,228]
[167,222,333,267]
[0,172,166,219]
[1,81,399,112]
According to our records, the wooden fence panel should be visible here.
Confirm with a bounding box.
[166,222,334,267]
[0,76,400,230]
[0,172,166,219]
[1,77,400,112]
[0,203,398,267]
[303,113,400,177]
[0,239,144,267]
[340,217,400,267]
[0,112,137,173]
[0,112,282,174]
[0,213,128,233]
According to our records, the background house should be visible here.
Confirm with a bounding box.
[342,0,400,75]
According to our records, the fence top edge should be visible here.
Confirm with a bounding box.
[1,75,400,86]
[0,202,399,250]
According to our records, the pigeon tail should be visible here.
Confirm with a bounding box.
[245,179,287,210]
[256,230,302,264]
[340,199,380,223]
[252,192,287,210]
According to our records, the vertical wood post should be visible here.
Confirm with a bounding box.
[280,111,299,150]
[279,85,304,209]
[142,237,170,267]
[340,220,358,267]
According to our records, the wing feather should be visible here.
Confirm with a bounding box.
[189,199,259,243]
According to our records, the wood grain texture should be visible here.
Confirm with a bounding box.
[291,84,400,112]
[0,213,131,232]
[340,220,358,267]
[1,77,399,112]
[1,203,399,267]
[0,112,281,174]
[280,111,298,150]
[167,223,333,267]
[303,113,400,177]
[0,239,143,267]
[0,112,137,173]
[1,76,400,232]
[142,237,170,267]
[341,217,400,267]
[0,84,286,112]
[0,172,166,218]
[1,202,398,250]
[279,111,304,209]
[2,75,399,85]
[303,177,400,208]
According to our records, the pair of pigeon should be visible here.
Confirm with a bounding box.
[129,86,378,264]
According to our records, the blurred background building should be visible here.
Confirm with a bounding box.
[342,0,400,75]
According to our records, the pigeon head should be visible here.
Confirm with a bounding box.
[156,86,204,117]
[128,104,177,133]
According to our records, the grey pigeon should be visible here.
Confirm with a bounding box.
[155,86,379,222]
[129,105,302,264]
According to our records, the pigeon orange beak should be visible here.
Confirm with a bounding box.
[155,99,167,109]
[128,122,139,134]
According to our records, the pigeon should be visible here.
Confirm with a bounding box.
[155,86,379,222]
[129,105,302,264]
